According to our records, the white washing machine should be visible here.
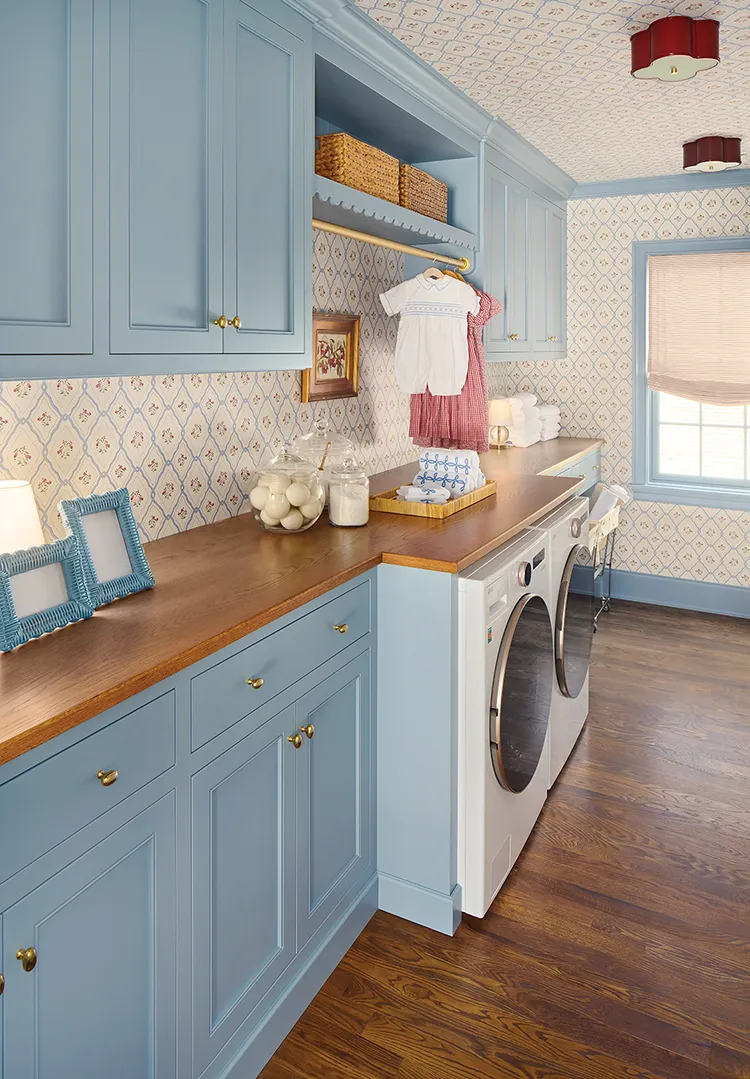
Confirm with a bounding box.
[458,529,554,918]
[533,497,595,788]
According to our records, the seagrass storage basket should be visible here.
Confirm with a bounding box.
[315,133,400,204]
[399,164,448,222]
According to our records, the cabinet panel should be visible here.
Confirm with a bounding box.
[223,0,310,356]
[0,0,93,358]
[505,181,530,351]
[483,165,508,354]
[109,0,223,354]
[296,652,372,949]
[546,204,566,350]
[192,706,295,1075]
[2,794,177,1079]
[529,196,548,351]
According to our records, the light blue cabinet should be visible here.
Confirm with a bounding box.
[0,0,93,358]
[530,195,566,352]
[1,794,177,1079]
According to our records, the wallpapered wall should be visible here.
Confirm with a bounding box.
[0,234,413,542]
[487,185,750,589]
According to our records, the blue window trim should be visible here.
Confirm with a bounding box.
[632,236,750,512]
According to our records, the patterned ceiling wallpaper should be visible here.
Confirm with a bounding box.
[356,0,750,181]
[487,184,750,588]
[0,234,414,543]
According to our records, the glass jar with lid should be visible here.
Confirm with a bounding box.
[328,457,370,528]
[291,418,356,504]
[248,444,325,533]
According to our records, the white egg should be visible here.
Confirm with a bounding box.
[299,497,322,520]
[266,473,291,493]
[286,482,310,507]
[260,509,277,527]
[249,485,269,510]
[264,492,291,520]
[280,508,304,531]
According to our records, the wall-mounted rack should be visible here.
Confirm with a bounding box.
[312,218,472,273]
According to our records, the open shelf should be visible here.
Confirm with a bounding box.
[313,176,477,251]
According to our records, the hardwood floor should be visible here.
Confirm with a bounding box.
[261,602,750,1079]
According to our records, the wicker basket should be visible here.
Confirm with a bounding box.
[315,133,400,204]
[399,164,448,222]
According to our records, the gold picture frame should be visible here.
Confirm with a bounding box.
[303,313,360,403]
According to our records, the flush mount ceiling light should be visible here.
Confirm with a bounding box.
[631,16,719,82]
[683,135,742,172]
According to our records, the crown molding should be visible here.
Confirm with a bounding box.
[571,169,750,198]
[484,119,576,201]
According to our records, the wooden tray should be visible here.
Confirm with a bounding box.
[370,481,497,519]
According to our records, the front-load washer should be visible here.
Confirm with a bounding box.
[533,496,595,788]
[458,529,554,918]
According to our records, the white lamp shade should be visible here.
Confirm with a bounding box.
[0,480,45,554]
[488,398,513,426]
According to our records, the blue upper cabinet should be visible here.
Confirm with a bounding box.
[223,0,311,357]
[109,0,224,356]
[0,0,93,362]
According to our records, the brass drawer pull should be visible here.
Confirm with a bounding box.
[16,948,37,973]
[96,769,118,787]
[214,315,228,329]
[228,315,241,329]
[549,335,557,342]
[508,333,518,341]
[288,733,303,749]
[300,724,315,740]
[247,677,264,690]
[0,973,5,995]
[333,623,348,634]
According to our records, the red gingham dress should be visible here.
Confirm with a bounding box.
[409,287,502,452]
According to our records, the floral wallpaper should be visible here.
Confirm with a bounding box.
[0,234,413,543]
[487,184,750,589]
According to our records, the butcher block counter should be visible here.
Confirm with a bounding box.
[0,438,601,766]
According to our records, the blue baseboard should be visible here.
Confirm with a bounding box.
[571,565,750,619]
[378,872,462,936]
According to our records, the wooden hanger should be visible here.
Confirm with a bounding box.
[422,263,444,281]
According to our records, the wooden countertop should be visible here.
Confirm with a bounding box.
[0,438,602,766]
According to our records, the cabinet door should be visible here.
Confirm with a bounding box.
[483,164,508,354]
[2,794,177,1079]
[529,195,549,351]
[109,0,224,355]
[222,0,311,358]
[505,179,530,352]
[296,652,373,950]
[546,204,566,351]
[192,705,296,1076]
[0,0,93,359]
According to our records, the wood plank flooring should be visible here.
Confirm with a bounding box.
[261,602,750,1079]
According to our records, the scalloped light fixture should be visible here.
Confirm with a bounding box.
[631,16,719,82]
[683,136,742,172]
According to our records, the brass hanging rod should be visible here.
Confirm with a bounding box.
[312,218,472,273]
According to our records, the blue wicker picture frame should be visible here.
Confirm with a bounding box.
[0,537,94,652]
[58,488,155,607]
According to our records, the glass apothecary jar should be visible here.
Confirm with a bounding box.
[328,458,370,528]
[249,445,325,533]
[291,418,356,504]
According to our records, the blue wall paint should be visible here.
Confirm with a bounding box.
[571,564,750,619]
[571,170,750,198]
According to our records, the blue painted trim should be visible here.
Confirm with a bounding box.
[59,488,154,607]
[631,482,750,512]
[571,565,750,619]
[0,537,93,652]
[378,872,462,936]
[571,170,750,198]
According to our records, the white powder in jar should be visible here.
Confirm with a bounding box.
[329,484,369,526]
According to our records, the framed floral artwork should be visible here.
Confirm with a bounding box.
[302,314,360,403]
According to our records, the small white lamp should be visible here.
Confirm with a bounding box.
[0,480,45,554]
[489,399,513,450]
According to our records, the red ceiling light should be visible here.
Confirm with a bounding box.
[683,136,742,172]
[631,16,719,82]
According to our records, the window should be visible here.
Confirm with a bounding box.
[633,238,750,510]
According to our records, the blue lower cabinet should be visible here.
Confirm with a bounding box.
[191,705,296,1077]
[296,652,373,949]
[1,793,177,1079]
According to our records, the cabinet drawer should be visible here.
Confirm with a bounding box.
[191,580,371,750]
[0,691,176,886]
[568,452,601,493]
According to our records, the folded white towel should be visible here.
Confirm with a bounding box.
[517,393,538,407]
[538,404,560,419]
[539,430,560,442]
[540,419,560,431]
[507,430,541,448]
[414,448,483,497]
[397,485,452,504]
[508,419,542,438]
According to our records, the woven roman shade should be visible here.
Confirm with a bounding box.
[648,250,750,405]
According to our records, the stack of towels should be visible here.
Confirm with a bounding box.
[539,404,561,442]
[506,394,542,447]
[397,449,485,503]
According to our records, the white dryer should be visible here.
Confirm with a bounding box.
[533,496,595,788]
[458,530,554,918]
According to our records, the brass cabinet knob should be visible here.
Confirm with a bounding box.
[333,623,348,634]
[300,724,315,740]
[246,677,264,690]
[228,316,241,329]
[96,769,118,787]
[508,333,519,341]
[549,335,557,342]
[213,315,228,329]
[288,733,303,749]
[16,947,37,973]
[0,973,5,995]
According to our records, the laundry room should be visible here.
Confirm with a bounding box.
[0,2,748,1077]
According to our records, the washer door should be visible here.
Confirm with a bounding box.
[489,594,553,794]
[556,545,595,699]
